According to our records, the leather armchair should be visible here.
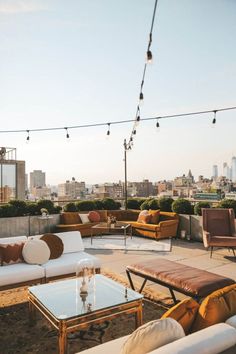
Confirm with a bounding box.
[202,208,236,258]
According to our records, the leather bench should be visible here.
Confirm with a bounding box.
[126,259,235,304]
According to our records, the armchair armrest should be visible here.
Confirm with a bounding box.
[202,231,211,248]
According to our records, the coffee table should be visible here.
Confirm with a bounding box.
[91,222,132,246]
[28,274,143,354]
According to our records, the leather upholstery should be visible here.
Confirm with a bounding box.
[126,259,235,297]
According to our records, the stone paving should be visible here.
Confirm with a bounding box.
[86,238,236,301]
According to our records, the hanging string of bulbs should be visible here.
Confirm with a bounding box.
[0,105,235,143]
[124,0,158,151]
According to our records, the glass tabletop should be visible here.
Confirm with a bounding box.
[29,274,142,320]
[92,222,130,230]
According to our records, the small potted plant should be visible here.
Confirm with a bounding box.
[40,208,49,218]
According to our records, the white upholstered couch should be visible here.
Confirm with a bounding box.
[0,231,101,291]
[78,319,236,354]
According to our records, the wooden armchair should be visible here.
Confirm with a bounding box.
[202,208,236,258]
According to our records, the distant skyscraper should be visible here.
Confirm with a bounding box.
[30,170,46,192]
[223,162,232,180]
[212,165,218,179]
[231,157,236,182]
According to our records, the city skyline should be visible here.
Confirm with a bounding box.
[26,154,236,187]
[1,1,236,184]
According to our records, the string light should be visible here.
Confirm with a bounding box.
[26,130,30,143]
[147,50,153,63]
[65,127,70,139]
[126,0,158,150]
[0,106,235,138]
[212,111,217,124]
[156,119,160,129]
[106,123,110,136]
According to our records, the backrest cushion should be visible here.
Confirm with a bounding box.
[96,210,107,222]
[121,318,185,354]
[60,212,81,225]
[0,242,25,266]
[40,233,64,259]
[161,297,199,334]
[22,239,50,265]
[202,208,235,236]
[192,284,236,332]
[55,231,84,253]
[88,211,101,223]
[149,210,160,224]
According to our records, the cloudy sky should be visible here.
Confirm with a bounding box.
[0,0,236,185]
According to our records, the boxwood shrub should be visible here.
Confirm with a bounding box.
[172,198,193,214]
[194,201,211,216]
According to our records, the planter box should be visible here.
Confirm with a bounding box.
[178,214,203,242]
[0,214,60,238]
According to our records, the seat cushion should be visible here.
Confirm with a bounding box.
[126,259,235,298]
[42,251,101,278]
[0,262,45,286]
[161,298,199,334]
[192,283,236,332]
[209,236,236,247]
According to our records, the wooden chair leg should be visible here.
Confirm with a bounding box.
[232,248,236,258]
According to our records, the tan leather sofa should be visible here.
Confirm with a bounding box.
[56,210,179,240]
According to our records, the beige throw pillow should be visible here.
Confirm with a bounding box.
[79,213,90,224]
[120,318,185,354]
[22,239,50,265]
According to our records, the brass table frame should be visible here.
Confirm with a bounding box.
[91,222,132,247]
[28,280,142,354]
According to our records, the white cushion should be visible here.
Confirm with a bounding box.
[121,318,185,354]
[226,314,236,329]
[148,323,236,354]
[55,231,84,253]
[22,239,50,265]
[41,251,101,278]
[0,236,27,244]
[0,262,45,286]
[79,213,90,224]
[77,335,129,354]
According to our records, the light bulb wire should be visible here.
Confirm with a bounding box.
[126,0,159,150]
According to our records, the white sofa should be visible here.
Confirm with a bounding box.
[0,231,101,290]
[77,321,236,354]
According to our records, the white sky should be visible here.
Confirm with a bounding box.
[1,0,236,185]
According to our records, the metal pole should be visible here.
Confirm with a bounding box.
[124,139,128,210]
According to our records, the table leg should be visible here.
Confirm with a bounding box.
[124,228,127,247]
[59,320,67,354]
[28,301,36,325]
[135,301,143,328]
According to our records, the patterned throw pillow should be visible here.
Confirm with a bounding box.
[88,211,101,223]
[137,213,152,224]
[0,242,25,266]
[40,233,64,259]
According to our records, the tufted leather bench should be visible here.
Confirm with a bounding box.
[126,259,235,304]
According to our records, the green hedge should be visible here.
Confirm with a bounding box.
[0,199,62,218]
[217,199,236,215]
[194,201,211,216]
[172,198,193,214]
